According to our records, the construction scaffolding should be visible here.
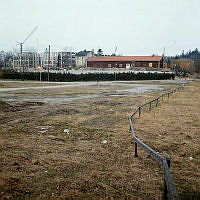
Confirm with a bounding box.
[12,51,76,70]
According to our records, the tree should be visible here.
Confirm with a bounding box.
[97,49,103,56]
[171,58,195,74]
[194,60,200,75]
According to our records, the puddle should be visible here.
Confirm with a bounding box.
[0,80,184,104]
[119,84,164,94]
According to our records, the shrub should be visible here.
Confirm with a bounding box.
[0,70,175,82]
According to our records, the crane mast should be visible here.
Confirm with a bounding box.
[20,26,38,54]
[18,26,38,75]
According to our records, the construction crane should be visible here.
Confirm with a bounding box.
[17,26,38,79]
[19,26,38,55]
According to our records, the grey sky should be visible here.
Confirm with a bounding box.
[1,0,200,56]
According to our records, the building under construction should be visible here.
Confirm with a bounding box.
[12,50,76,70]
[12,52,41,69]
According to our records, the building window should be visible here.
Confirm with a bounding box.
[149,63,153,67]
[119,64,123,68]
[108,64,112,68]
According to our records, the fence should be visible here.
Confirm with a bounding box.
[128,86,184,200]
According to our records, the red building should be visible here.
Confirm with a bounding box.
[86,56,164,68]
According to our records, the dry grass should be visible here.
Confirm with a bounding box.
[0,83,5,88]
[0,80,199,199]
[0,81,63,88]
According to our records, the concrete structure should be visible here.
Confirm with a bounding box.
[42,50,76,70]
[13,52,42,69]
[0,51,14,68]
[12,50,76,70]
[86,56,164,69]
[75,50,94,67]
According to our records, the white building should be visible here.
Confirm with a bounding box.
[75,50,94,67]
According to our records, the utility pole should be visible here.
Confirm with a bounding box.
[163,47,166,59]
[61,52,63,69]
[20,43,23,73]
[20,43,24,80]
[163,47,166,68]
[48,45,50,82]
[12,55,15,69]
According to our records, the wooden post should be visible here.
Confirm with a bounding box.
[135,142,138,157]
[149,102,151,111]
[156,99,158,107]
[163,158,171,200]
[138,107,141,117]
[168,93,169,99]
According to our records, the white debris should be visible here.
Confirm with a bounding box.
[63,129,70,134]
[37,126,51,130]
[101,140,107,144]
[37,126,52,134]
[189,156,194,160]
[39,130,48,134]
[45,170,48,173]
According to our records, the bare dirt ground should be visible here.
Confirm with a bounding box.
[0,79,199,199]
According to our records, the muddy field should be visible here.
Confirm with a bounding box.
[0,79,199,199]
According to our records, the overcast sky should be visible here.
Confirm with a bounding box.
[1,0,200,56]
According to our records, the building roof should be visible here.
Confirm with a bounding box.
[75,50,92,57]
[87,56,163,62]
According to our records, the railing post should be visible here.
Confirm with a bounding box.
[135,142,138,157]
[156,99,158,107]
[149,102,151,111]
[163,158,171,200]
[138,107,141,117]
[168,93,169,99]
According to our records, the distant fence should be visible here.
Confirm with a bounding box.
[128,86,184,200]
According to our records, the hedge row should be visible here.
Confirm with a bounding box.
[0,71,175,82]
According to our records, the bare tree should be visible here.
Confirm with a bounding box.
[171,58,195,74]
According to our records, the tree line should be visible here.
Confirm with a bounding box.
[169,48,200,75]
